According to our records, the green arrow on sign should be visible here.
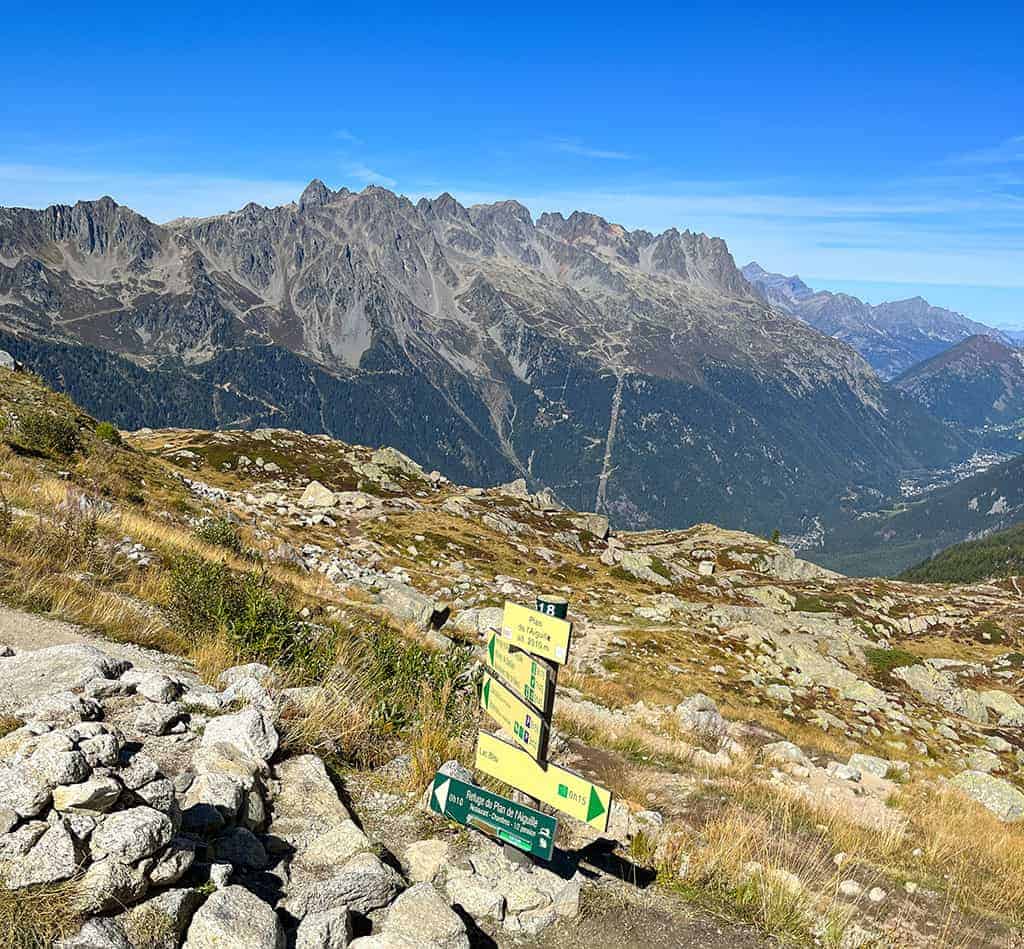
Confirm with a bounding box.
[429,771,557,861]
[587,785,606,823]
[481,677,490,707]
[488,633,496,666]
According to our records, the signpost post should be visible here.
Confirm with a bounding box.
[431,593,612,865]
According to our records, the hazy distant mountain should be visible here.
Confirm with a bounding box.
[0,185,964,535]
[743,262,1008,379]
[895,334,1024,428]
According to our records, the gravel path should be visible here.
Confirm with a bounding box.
[0,603,195,675]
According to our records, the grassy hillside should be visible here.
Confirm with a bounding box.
[1,367,1024,946]
[900,522,1024,583]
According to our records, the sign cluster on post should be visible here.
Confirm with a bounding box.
[429,595,612,863]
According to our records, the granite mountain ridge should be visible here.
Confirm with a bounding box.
[0,181,964,536]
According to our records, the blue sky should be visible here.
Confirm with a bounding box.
[2,1,1022,325]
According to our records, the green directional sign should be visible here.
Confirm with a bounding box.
[485,631,553,714]
[429,771,557,861]
[480,672,548,761]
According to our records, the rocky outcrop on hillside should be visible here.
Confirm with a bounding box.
[0,638,595,947]
[0,186,966,539]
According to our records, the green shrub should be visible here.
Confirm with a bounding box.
[11,409,79,456]
[792,594,831,613]
[971,619,1006,644]
[194,516,243,554]
[864,646,919,679]
[346,623,473,731]
[649,556,673,581]
[169,556,308,665]
[168,556,236,638]
[94,421,122,445]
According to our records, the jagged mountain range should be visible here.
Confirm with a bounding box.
[742,262,1008,380]
[0,183,968,537]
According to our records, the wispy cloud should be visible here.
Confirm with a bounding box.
[946,134,1024,166]
[0,163,306,222]
[334,129,363,145]
[550,138,634,160]
[345,164,396,188]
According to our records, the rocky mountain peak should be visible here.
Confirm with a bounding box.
[416,192,472,225]
[298,178,334,210]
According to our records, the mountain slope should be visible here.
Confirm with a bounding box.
[814,450,1024,576]
[0,185,965,535]
[895,334,1024,429]
[743,262,1007,379]
[900,521,1024,583]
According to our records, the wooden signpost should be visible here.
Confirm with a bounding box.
[430,593,613,864]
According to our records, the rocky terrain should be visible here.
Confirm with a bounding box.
[0,186,966,542]
[0,368,1023,947]
[742,264,1008,381]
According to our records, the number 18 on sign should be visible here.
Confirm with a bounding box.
[429,771,557,861]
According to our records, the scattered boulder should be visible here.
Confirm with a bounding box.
[950,771,1024,821]
[89,806,173,863]
[362,882,469,949]
[56,918,133,949]
[52,776,122,814]
[378,581,451,631]
[183,885,284,949]
[893,665,988,723]
[287,851,402,918]
[4,819,80,888]
[848,754,891,779]
[300,481,338,508]
[404,838,451,883]
[296,907,353,949]
[201,707,279,763]
[120,888,204,949]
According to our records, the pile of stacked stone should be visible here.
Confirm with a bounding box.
[0,643,584,947]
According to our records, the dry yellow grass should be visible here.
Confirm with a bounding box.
[898,783,1024,921]
[659,804,852,946]
[188,633,239,685]
[703,769,1024,931]
[277,665,379,763]
[405,681,474,791]
[0,878,84,949]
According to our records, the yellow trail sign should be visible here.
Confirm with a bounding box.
[485,631,553,713]
[480,672,547,761]
[476,731,611,832]
[501,601,572,664]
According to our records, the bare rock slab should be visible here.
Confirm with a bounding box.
[183,885,284,949]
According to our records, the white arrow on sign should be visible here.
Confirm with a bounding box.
[433,778,451,813]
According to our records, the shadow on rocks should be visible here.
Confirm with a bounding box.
[562,838,657,890]
[451,905,500,949]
